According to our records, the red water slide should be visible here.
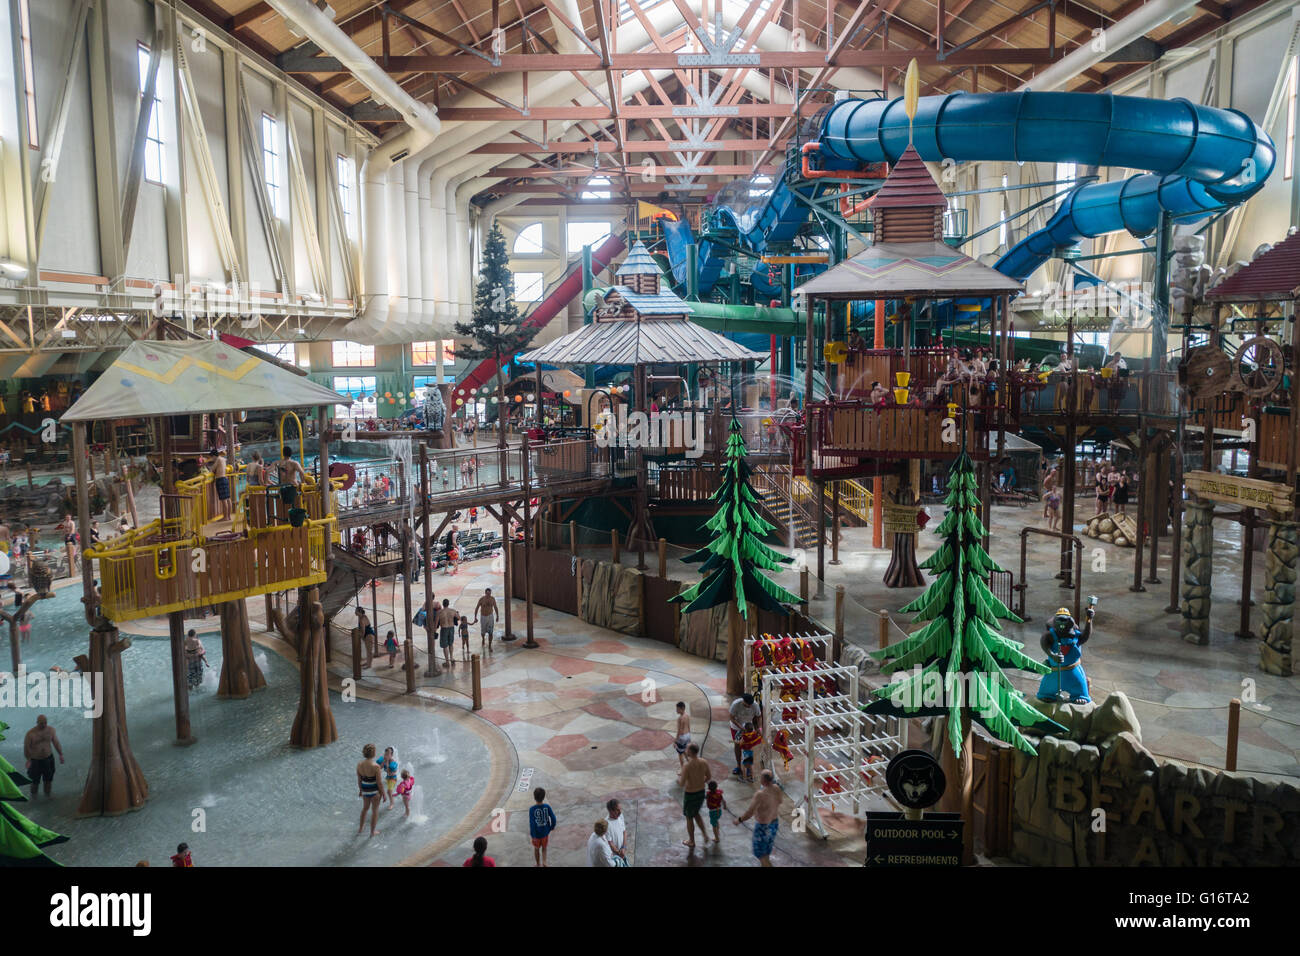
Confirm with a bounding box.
[455,231,626,396]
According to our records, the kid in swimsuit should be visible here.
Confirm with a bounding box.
[395,769,415,817]
[705,781,726,843]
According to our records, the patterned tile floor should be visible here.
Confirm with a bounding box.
[288,564,874,867]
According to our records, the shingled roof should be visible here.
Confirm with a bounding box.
[616,240,663,276]
[1206,232,1300,302]
[870,144,947,210]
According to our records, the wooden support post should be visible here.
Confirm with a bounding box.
[1130,428,1149,593]
[872,476,883,549]
[611,528,620,565]
[830,481,841,565]
[816,480,826,597]
[77,621,149,817]
[834,585,845,663]
[264,593,274,632]
[800,566,809,607]
[167,613,194,744]
[420,445,440,676]
[217,599,266,698]
[472,653,483,711]
[401,518,416,690]
[569,519,577,556]
[1225,697,1241,771]
[522,437,537,649]
[878,608,890,649]
[658,537,667,578]
[502,511,514,641]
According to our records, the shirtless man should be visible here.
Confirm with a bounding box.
[436,599,458,668]
[209,448,232,521]
[356,743,385,837]
[275,445,307,508]
[474,588,499,650]
[678,743,712,849]
[735,769,782,866]
[23,715,64,798]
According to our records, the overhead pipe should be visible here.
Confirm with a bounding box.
[1020,0,1205,94]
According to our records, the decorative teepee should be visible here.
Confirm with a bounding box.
[671,418,801,692]
[0,720,68,866]
[866,451,1063,757]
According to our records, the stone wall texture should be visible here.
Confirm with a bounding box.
[1010,692,1300,866]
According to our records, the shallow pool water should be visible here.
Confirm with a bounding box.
[2,584,492,867]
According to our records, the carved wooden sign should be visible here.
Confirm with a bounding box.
[1184,470,1294,514]
[882,503,920,536]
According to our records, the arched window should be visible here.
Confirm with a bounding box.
[513,222,545,255]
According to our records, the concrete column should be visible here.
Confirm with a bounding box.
[1180,499,1214,645]
[1259,519,1297,675]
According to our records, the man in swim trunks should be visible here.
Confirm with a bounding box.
[474,588,499,650]
[23,714,64,798]
[677,743,712,849]
[209,448,232,521]
[275,445,306,509]
[736,769,782,866]
[436,599,458,668]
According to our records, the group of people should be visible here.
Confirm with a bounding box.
[672,691,783,866]
[354,743,418,837]
[1038,458,1137,531]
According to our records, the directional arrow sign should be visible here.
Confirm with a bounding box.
[864,811,964,867]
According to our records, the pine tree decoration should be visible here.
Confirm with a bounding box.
[0,720,68,866]
[670,418,802,617]
[865,452,1064,756]
[453,220,539,437]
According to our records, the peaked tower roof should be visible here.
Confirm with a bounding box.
[870,144,947,210]
[616,240,662,276]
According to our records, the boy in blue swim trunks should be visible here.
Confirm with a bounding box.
[735,769,781,867]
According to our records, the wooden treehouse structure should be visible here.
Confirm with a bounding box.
[62,336,348,817]
[793,145,1024,584]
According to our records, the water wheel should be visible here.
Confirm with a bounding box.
[1233,336,1286,398]
[1181,346,1232,400]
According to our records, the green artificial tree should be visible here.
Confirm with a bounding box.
[671,418,802,692]
[454,220,539,446]
[866,451,1064,757]
[0,720,68,866]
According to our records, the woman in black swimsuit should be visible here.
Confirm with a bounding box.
[1113,472,1130,515]
[356,743,384,837]
[1095,471,1111,515]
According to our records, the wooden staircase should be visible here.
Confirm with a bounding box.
[752,467,823,551]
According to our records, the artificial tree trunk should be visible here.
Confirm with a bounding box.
[217,599,266,699]
[77,622,148,817]
[726,602,749,696]
[934,713,976,866]
[290,587,338,748]
[884,484,925,588]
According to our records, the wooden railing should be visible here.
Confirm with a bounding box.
[837,347,950,397]
[649,464,722,501]
[814,402,962,458]
[1189,393,1293,469]
[88,519,333,623]
[1011,370,1178,418]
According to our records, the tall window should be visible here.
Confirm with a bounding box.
[513,222,545,255]
[137,44,164,184]
[998,174,1009,247]
[441,339,456,365]
[331,340,374,367]
[411,341,438,365]
[514,272,545,302]
[18,0,37,148]
[337,154,354,234]
[581,176,611,200]
[1286,56,1298,180]
[258,342,296,364]
[333,375,377,419]
[262,113,281,217]
[566,221,611,255]
[1055,162,1077,206]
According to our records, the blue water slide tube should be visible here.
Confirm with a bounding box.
[818,91,1275,281]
